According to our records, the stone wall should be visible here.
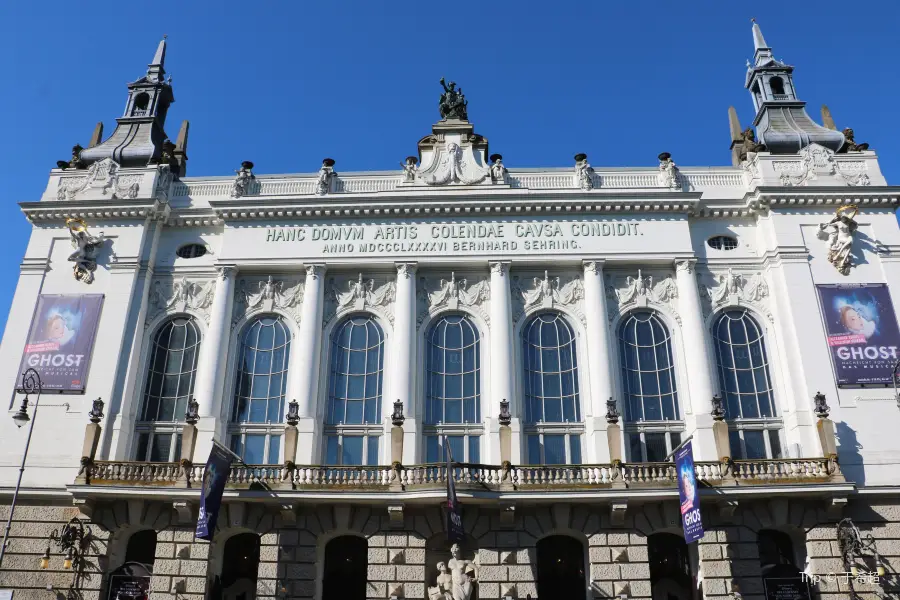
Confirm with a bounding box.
[1,497,898,599]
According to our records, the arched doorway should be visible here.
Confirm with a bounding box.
[213,533,260,600]
[125,529,158,572]
[649,533,692,600]
[536,535,586,599]
[322,535,367,600]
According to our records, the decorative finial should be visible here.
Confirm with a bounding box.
[286,399,300,426]
[711,395,726,421]
[391,400,405,427]
[498,399,511,426]
[750,17,756,23]
[605,398,620,424]
[814,392,830,419]
[163,34,168,39]
[88,398,104,424]
[185,397,200,425]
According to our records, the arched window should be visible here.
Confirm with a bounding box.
[324,316,384,466]
[229,316,291,464]
[523,313,583,465]
[713,310,783,459]
[211,533,260,600]
[536,536,586,599]
[135,317,201,462]
[618,311,683,462]
[322,536,367,600]
[649,533,692,600]
[758,530,803,579]
[424,315,482,463]
[770,76,786,98]
[132,92,150,116]
[124,530,158,572]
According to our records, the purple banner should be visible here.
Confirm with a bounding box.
[18,295,104,393]
[816,284,900,385]
[676,440,704,543]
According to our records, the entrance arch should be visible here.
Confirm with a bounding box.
[322,535,367,600]
[218,533,260,600]
[649,533,692,600]
[536,535,587,599]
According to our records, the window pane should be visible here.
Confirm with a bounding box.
[325,436,339,464]
[670,431,682,449]
[468,436,480,463]
[230,435,243,457]
[150,434,172,462]
[645,433,667,462]
[426,436,440,463]
[768,430,783,459]
[569,435,582,464]
[527,435,541,465]
[342,436,364,466]
[523,314,581,427]
[446,436,464,462]
[173,434,183,462]
[629,433,643,462]
[543,435,566,465]
[136,432,149,461]
[267,435,281,465]
[366,436,380,466]
[729,430,743,460]
[714,311,776,423]
[243,435,266,464]
[618,312,679,425]
[744,430,766,459]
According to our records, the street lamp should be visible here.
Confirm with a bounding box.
[0,368,43,570]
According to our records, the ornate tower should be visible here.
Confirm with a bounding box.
[745,21,844,153]
[80,38,175,168]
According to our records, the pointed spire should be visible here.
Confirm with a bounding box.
[821,105,837,130]
[88,122,104,148]
[751,18,769,50]
[147,35,167,82]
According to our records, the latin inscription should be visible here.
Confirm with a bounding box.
[261,220,647,257]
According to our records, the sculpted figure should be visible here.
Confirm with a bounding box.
[738,127,764,162]
[400,156,418,183]
[447,543,476,600]
[818,206,859,275]
[231,161,254,198]
[439,78,469,121]
[316,158,336,195]
[489,154,508,183]
[574,153,594,191]
[428,561,453,600]
[657,152,679,189]
[841,128,870,152]
[66,218,104,284]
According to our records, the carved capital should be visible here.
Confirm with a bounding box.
[583,260,604,275]
[396,262,417,279]
[217,266,237,280]
[305,264,326,280]
[675,259,695,274]
[489,261,510,276]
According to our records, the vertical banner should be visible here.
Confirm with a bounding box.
[17,295,104,392]
[195,443,234,541]
[445,438,465,543]
[816,284,900,385]
[675,441,704,543]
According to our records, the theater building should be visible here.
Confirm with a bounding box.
[2,22,900,600]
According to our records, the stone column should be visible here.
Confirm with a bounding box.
[390,263,418,464]
[674,260,717,460]
[293,264,326,464]
[582,260,615,463]
[192,266,236,462]
[489,261,516,464]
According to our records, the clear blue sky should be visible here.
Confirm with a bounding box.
[1,1,898,341]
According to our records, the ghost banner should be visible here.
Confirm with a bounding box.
[817,284,900,385]
[675,440,704,543]
[17,295,104,393]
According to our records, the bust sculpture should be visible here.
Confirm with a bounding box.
[439,78,469,121]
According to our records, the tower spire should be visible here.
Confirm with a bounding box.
[750,19,774,67]
[751,19,768,51]
[147,36,167,83]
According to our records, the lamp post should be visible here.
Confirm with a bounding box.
[0,368,43,569]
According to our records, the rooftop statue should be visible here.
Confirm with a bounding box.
[439,78,469,121]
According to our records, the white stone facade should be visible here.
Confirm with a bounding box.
[2,27,900,600]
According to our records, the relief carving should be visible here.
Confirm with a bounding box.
[605,270,679,322]
[147,276,215,325]
[57,158,141,200]
[323,273,396,326]
[233,275,304,325]
[699,268,771,321]
[417,272,491,329]
[512,270,585,325]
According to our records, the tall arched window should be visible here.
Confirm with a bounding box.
[713,309,782,459]
[523,313,583,465]
[424,315,482,463]
[618,311,683,462]
[229,316,291,464]
[324,316,384,466]
[135,317,201,462]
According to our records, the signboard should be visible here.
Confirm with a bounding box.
[106,562,151,600]
[195,443,234,541]
[17,295,104,393]
[816,284,900,385]
[763,576,812,600]
[675,440,704,543]
[445,438,464,543]
[218,216,693,261]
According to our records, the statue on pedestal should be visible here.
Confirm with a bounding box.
[439,78,469,121]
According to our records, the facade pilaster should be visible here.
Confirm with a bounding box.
[293,264,327,464]
[674,259,717,460]
[582,260,615,463]
[391,262,418,464]
[488,261,517,464]
[192,265,236,462]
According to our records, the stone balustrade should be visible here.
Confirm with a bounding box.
[77,457,838,490]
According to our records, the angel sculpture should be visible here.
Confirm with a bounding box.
[817,205,859,275]
[66,218,104,284]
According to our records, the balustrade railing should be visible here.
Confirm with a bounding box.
[78,457,836,489]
